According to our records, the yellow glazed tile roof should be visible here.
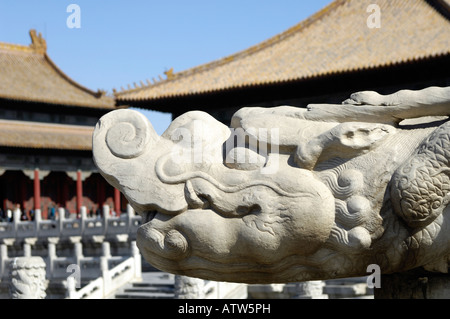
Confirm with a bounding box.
[0,119,93,151]
[0,30,115,109]
[116,0,450,102]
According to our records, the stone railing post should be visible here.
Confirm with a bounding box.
[80,206,87,219]
[100,250,110,297]
[9,256,48,299]
[46,238,58,280]
[79,206,87,236]
[0,244,8,279]
[23,242,32,257]
[34,209,42,223]
[127,204,134,216]
[12,208,21,235]
[58,207,65,221]
[130,241,142,279]
[66,276,77,299]
[293,280,328,299]
[73,240,83,268]
[102,241,111,259]
[174,276,206,299]
[32,209,41,237]
[103,205,110,218]
[103,205,110,236]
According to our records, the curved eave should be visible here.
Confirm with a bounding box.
[0,144,92,152]
[0,93,116,110]
[116,51,450,105]
[0,120,94,151]
[114,0,346,103]
[0,42,116,110]
[41,53,116,109]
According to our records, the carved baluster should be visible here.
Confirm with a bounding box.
[9,256,48,299]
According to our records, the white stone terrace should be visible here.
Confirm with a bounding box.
[0,204,141,240]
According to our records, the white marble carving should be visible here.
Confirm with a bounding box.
[174,275,206,299]
[9,257,48,299]
[93,86,450,283]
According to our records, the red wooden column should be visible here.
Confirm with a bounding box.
[34,169,41,211]
[114,188,121,216]
[76,170,83,214]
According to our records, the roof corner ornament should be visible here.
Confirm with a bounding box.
[29,29,47,54]
[164,67,175,80]
[95,89,106,98]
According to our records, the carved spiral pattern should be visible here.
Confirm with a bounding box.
[335,196,371,229]
[318,163,375,251]
[319,167,364,200]
[391,121,450,228]
[103,109,155,159]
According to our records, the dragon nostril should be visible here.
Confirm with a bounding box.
[164,230,189,258]
[143,211,156,223]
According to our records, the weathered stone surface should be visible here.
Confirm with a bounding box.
[174,275,205,299]
[93,86,450,285]
[9,256,47,299]
[292,281,328,299]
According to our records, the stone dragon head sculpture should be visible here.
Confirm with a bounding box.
[93,86,450,284]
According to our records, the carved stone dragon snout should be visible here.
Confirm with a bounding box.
[93,86,450,283]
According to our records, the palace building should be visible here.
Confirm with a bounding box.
[114,0,450,125]
[0,30,124,220]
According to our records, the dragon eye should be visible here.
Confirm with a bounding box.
[431,200,441,210]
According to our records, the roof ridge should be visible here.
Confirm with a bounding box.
[0,30,110,99]
[0,30,115,109]
[172,0,347,77]
[27,30,110,100]
[115,0,347,97]
[0,30,47,55]
[0,41,35,53]
[43,53,110,100]
[115,0,450,103]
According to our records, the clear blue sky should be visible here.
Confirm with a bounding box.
[0,0,332,134]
